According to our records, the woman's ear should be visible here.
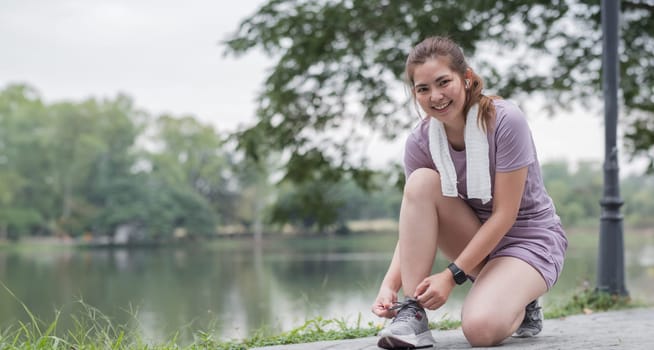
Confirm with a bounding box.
[465,68,472,80]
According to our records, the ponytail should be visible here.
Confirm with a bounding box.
[465,69,501,132]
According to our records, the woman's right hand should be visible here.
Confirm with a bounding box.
[371,286,398,318]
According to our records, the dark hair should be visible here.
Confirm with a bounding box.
[405,36,499,130]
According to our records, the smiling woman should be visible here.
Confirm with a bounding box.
[372,36,568,350]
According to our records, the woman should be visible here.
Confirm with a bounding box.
[372,36,568,349]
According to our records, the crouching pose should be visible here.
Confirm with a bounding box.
[372,36,568,349]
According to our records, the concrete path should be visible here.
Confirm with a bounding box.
[251,307,654,349]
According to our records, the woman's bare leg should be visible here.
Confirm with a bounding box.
[461,256,548,346]
[398,168,483,297]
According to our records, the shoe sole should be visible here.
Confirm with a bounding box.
[513,329,541,338]
[377,331,436,349]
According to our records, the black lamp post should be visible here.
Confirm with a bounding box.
[596,0,628,296]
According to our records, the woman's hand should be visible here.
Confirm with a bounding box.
[372,286,398,318]
[414,271,456,310]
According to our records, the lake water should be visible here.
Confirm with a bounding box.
[0,228,652,345]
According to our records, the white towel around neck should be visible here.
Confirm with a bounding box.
[428,104,491,204]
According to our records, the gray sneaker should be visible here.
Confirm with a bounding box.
[377,298,436,349]
[514,299,543,338]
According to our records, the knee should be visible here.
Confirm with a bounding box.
[461,310,508,347]
[404,168,442,202]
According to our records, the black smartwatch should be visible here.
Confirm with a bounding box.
[447,262,468,285]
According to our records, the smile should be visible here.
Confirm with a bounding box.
[431,101,452,110]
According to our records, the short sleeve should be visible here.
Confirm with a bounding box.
[495,103,535,172]
[403,127,434,179]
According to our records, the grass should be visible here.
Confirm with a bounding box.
[0,280,646,350]
[213,316,382,350]
[543,283,641,319]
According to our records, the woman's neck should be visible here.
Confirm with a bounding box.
[444,118,466,151]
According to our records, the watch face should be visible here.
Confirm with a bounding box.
[454,271,467,284]
[449,263,467,285]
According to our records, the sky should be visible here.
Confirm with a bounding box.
[0,0,646,174]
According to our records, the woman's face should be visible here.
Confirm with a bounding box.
[412,57,467,124]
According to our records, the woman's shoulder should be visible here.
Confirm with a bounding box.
[404,117,434,174]
[493,99,525,119]
[407,117,430,143]
[405,117,432,158]
[491,99,529,130]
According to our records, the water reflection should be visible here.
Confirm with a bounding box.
[0,230,652,345]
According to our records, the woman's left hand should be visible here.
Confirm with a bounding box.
[414,270,456,310]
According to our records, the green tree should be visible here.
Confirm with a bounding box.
[621,174,654,228]
[269,180,343,233]
[0,84,237,240]
[223,1,654,213]
[541,160,604,227]
[0,85,52,238]
[144,115,233,235]
[540,159,654,228]
[45,95,148,237]
[337,175,402,221]
[91,175,217,239]
[225,154,278,240]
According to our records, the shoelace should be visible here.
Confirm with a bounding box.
[389,298,421,322]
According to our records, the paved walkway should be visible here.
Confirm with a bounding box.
[252,307,654,349]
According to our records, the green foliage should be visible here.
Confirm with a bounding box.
[542,161,603,227]
[0,85,52,239]
[267,171,401,233]
[93,176,217,238]
[621,174,654,228]
[269,180,343,233]
[0,287,141,350]
[0,84,235,240]
[544,284,635,319]
[143,115,235,236]
[428,318,461,331]
[541,160,654,228]
[235,316,381,348]
[0,208,42,240]
[224,0,654,188]
[0,282,385,350]
[335,176,401,221]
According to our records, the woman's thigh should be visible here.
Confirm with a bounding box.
[460,256,547,345]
